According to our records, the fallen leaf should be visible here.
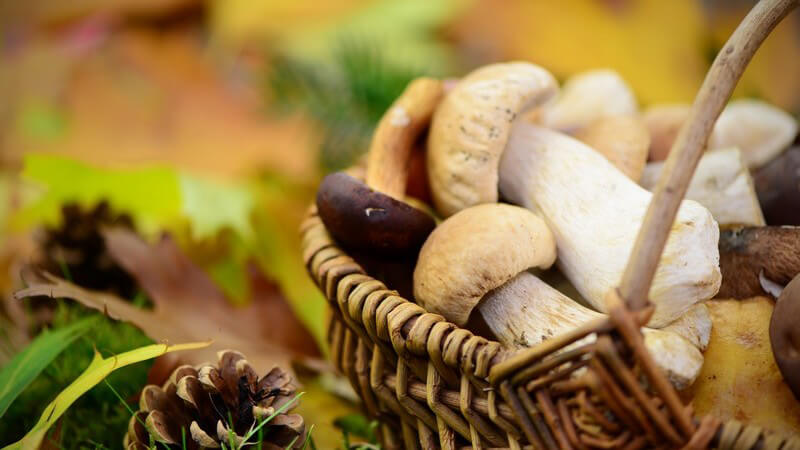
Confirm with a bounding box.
[0,0,199,28]
[250,178,329,351]
[1,340,210,450]
[14,154,256,240]
[1,28,319,179]
[14,228,320,375]
[11,154,330,351]
[448,0,709,105]
[705,2,800,114]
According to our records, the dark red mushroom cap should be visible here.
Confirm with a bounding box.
[316,172,435,255]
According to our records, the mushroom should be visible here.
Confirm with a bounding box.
[718,226,800,299]
[640,148,765,227]
[753,146,800,226]
[316,77,442,254]
[641,104,691,161]
[573,115,650,181]
[771,273,800,401]
[427,63,720,327]
[496,124,720,327]
[645,100,798,166]
[427,62,559,217]
[413,203,705,389]
[540,69,638,133]
[708,99,798,169]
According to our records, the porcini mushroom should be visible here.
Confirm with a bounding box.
[427,63,721,327]
[640,148,765,227]
[687,296,800,435]
[708,99,798,169]
[497,124,721,327]
[573,115,650,181]
[426,62,559,217]
[641,104,691,161]
[316,77,442,254]
[540,69,638,133]
[646,100,798,166]
[753,146,800,226]
[413,203,705,388]
[771,273,800,401]
[718,226,800,299]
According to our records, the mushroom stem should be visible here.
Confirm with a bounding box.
[499,123,721,327]
[478,272,704,389]
[366,77,443,199]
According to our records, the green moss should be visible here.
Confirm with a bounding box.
[0,301,154,449]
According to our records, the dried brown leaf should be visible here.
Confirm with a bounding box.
[14,228,320,375]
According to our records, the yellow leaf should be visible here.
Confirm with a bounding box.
[707,4,800,113]
[1,341,211,450]
[450,0,708,105]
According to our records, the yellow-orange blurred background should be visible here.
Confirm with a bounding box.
[2,1,799,447]
[2,0,799,177]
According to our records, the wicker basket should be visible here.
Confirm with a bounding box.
[302,1,800,448]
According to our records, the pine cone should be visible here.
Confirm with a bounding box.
[38,201,137,299]
[125,350,305,449]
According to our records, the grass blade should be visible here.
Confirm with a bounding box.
[1,340,210,450]
[0,316,98,418]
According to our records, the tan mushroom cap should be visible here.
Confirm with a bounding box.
[427,62,558,217]
[413,203,557,326]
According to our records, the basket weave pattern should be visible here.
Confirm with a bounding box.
[302,204,800,449]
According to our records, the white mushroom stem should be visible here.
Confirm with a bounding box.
[660,302,711,351]
[499,123,721,327]
[479,272,704,389]
[640,148,765,227]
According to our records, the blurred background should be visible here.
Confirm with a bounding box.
[1,0,799,448]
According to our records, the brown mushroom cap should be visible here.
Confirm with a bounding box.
[753,146,800,226]
[427,62,558,217]
[770,273,800,401]
[573,115,650,181]
[316,172,435,255]
[315,77,443,255]
[718,226,800,299]
[413,203,556,325]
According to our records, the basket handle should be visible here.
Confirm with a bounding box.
[618,0,799,312]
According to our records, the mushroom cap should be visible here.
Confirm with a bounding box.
[718,226,800,299]
[316,172,435,255]
[413,203,556,326]
[709,99,798,169]
[540,69,637,132]
[771,273,800,400]
[753,146,800,226]
[427,62,558,217]
[574,115,650,181]
[641,104,691,161]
